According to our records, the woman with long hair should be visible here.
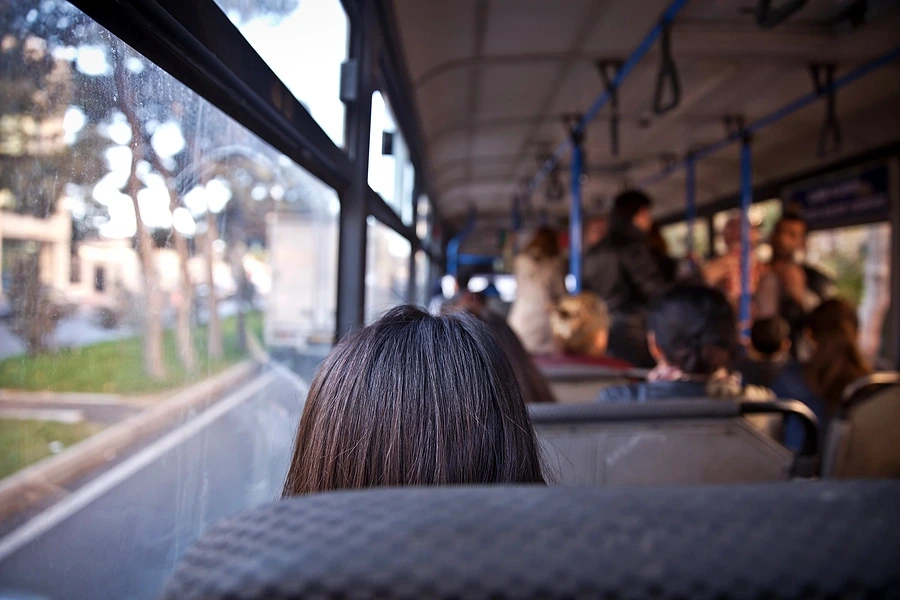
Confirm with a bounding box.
[507,227,566,355]
[773,299,872,451]
[283,305,545,496]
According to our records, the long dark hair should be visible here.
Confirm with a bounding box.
[648,284,738,375]
[283,306,545,496]
[479,310,557,404]
[804,299,871,409]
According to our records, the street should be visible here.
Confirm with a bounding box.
[0,360,311,600]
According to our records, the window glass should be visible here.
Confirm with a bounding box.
[806,223,893,360]
[660,218,710,259]
[214,0,349,146]
[365,218,410,323]
[0,2,338,597]
[415,249,428,307]
[368,91,414,223]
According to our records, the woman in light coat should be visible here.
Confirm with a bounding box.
[508,227,566,355]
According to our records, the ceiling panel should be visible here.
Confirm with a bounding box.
[393,0,478,81]
[482,0,596,55]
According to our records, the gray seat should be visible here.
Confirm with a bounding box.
[160,481,900,600]
[822,372,900,479]
[530,399,818,485]
[540,363,647,404]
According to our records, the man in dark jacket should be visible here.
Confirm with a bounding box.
[582,190,669,367]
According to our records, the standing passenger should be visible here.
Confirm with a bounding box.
[507,227,566,355]
[583,190,668,368]
[703,216,763,312]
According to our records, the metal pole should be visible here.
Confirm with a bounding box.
[685,154,696,256]
[336,3,376,339]
[570,132,585,293]
[739,136,753,340]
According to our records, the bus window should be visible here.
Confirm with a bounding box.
[369,92,415,225]
[365,218,411,323]
[212,0,349,147]
[806,223,892,360]
[660,218,710,259]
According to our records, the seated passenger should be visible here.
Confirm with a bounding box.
[734,317,791,388]
[548,292,633,369]
[596,284,773,403]
[282,305,545,496]
[446,292,556,403]
[772,298,873,452]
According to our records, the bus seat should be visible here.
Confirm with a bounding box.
[530,400,818,485]
[159,482,900,600]
[538,362,648,404]
[822,372,900,479]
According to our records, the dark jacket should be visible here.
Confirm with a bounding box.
[583,226,669,314]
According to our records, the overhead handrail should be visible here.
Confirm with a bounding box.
[524,0,690,197]
[653,21,681,114]
[597,60,624,155]
[810,63,842,156]
[756,0,810,29]
[638,45,900,189]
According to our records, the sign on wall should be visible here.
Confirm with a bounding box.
[784,163,890,229]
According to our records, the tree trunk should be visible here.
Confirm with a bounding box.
[205,210,223,360]
[115,52,166,380]
[147,153,197,372]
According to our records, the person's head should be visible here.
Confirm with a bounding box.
[803,299,871,408]
[609,190,653,236]
[283,306,545,496]
[550,292,610,356]
[770,214,807,261]
[721,216,760,252]
[584,215,608,248]
[524,226,560,260]
[647,284,738,376]
[479,311,558,404]
[750,317,791,359]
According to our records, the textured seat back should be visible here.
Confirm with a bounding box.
[823,384,900,478]
[160,482,900,600]
[530,400,799,485]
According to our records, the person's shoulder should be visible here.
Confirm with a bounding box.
[596,383,642,403]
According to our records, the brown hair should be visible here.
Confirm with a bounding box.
[804,299,872,409]
[283,305,545,496]
[525,227,560,260]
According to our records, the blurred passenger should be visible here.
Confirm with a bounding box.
[756,213,834,352]
[648,223,678,283]
[583,190,669,368]
[548,292,634,369]
[583,215,608,250]
[734,317,791,388]
[508,227,566,355]
[772,299,873,452]
[703,216,762,312]
[282,305,545,496]
[597,284,773,403]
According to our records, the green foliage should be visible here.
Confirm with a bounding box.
[0,419,104,479]
[0,312,263,394]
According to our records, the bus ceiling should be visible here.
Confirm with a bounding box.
[390,0,900,231]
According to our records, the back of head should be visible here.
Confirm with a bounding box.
[609,190,652,238]
[804,299,871,408]
[550,292,610,356]
[751,317,790,358]
[525,226,559,260]
[648,284,738,376]
[283,306,545,496]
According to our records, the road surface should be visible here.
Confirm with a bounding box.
[0,356,317,600]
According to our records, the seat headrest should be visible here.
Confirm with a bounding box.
[160,482,900,599]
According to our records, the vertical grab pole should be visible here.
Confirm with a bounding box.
[569,129,585,294]
[685,154,697,257]
[739,135,753,341]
